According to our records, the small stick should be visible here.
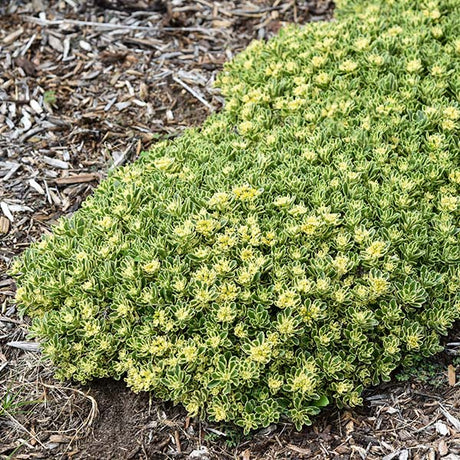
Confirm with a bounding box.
[0,98,30,104]
[172,75,214,111]
[0,202,14,223]
[439,403,460,431]
[22,16,218,34]
[174,430,182,453]
[21,33,37,57]
[4,408,46,448]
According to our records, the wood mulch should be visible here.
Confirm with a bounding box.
[1,1,459,459]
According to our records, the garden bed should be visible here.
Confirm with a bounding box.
[1,0,460,459]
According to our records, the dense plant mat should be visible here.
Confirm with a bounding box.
[12,0,460,433]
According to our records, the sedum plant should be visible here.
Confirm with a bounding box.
[12,0,460,433]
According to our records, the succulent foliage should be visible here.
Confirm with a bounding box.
[12,0,460,432]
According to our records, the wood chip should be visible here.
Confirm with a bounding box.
[21,113,32,131]
[448,364,456,386]
[79,40,92,51]
[439,404,460,432]
[82,70,101,80]
[382,451,401,460]
[438,439,449,457]
[3,27,24,45]
[436,421,450,436]
[0,216,10,234]
[345,420,354,435]
[115,101,131,111]
[287,444,312,456]
[1,202,14,222]
[54,173,99,185]
[48,435,70,444]
[30,99,43,115]
[43,156,70,169]
[29,178,45,194]
[48,34,64,52]
[442,455,460,460]
[8,204,33,213]
[139,82,149,100]
[6,341,40,352]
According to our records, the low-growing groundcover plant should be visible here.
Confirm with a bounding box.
[12,0,459,433]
